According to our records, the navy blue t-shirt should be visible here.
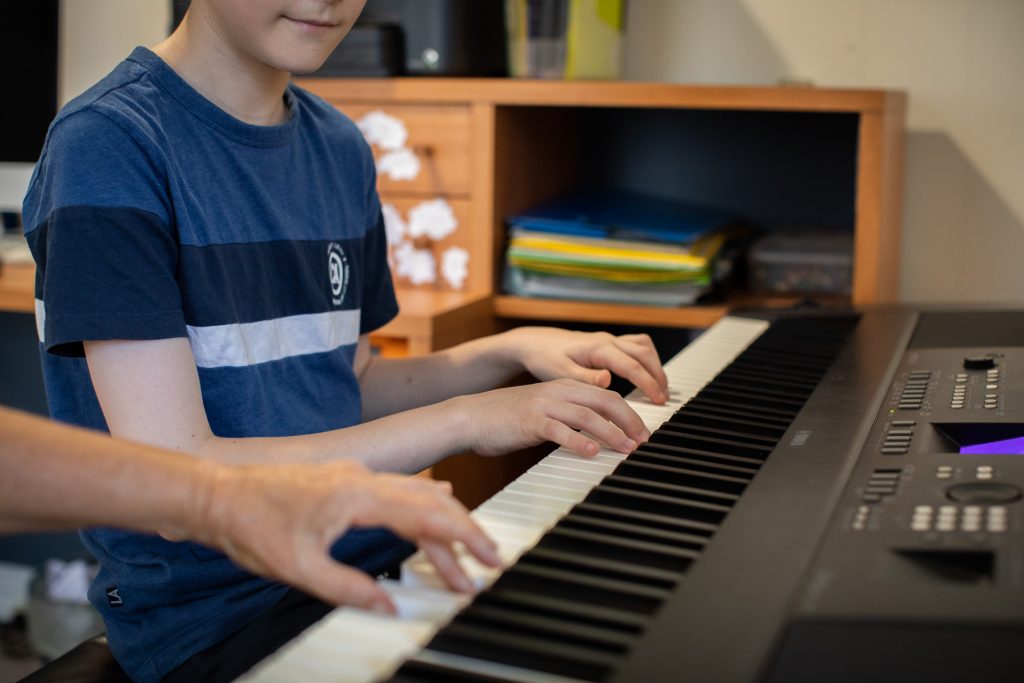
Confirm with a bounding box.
[23,47,410,682]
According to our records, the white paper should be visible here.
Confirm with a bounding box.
[381,202,407,246]
[408,198,458,241]
[393,241,437,285]
[441,246,470,290]
[45,559,97,605]
[355,110,408,151]
[377,148,421,181]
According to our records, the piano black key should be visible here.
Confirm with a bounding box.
[602,474,741,505]
[654,417,780,445]
[628,450,760,478]
[586,484,730,524]
[536,525,697,573]
[683,395,799,421]
[458,603,637,652]
[731,349,834,373]
[714,366,820,391]
[647,428,774,459]
[633,442,765,467]
[525,545,682,588]
[726,360,825,384]
[571,501,718,536]
[672,403,792,429]
[481,591,649,640]
[615,459,751,494]
[702,378,814,402]
[560,508,713,549]
[497,561,671,612]
[699,385,807,411]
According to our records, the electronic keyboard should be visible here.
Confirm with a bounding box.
[240,309,1024,683]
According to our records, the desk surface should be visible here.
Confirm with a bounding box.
[0,262,34,314]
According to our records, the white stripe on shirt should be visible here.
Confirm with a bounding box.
[35,299,45,343]
[187,309,362,369]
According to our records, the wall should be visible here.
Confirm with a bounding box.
[59,0,169,106]
[622,0,1024,305]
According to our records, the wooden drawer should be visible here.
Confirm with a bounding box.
[381,195,478,292]
[334,103,472,196]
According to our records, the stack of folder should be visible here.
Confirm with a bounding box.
[504,192,736,307]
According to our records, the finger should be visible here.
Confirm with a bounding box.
[421,540,475,593]
[350,482,501,568]
[558,402,639,454]
[567,364,612,389]
[540,416,603,456]
[298,554,395,613]
[592,344,667,405]
[556,383,649,445]
[614,336,669,397]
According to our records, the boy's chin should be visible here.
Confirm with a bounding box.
[263,42,338,75]
[273,55,331,76]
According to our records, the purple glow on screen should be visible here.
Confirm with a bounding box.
[960,435,1024,455]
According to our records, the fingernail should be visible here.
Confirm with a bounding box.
[623,438,637,451]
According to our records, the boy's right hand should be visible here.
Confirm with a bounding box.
[183,460,500,614]
[454,378,650,458]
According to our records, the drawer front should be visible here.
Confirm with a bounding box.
[335,103,472,196]
[381,195,477,292]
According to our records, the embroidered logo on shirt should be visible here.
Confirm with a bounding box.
[106,586,123,608]
[328,242,350,307]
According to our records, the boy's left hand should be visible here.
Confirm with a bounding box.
[504,327,669,405]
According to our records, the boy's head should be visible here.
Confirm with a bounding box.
[185,0,367,75]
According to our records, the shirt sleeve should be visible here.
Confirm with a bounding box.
[359,208,400,335]
[24,108,186,357]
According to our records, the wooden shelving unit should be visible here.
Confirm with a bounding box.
[299,77,906,347]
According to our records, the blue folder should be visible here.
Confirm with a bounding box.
[507,191,736,244]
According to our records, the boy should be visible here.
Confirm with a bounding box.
[24,1,668,680]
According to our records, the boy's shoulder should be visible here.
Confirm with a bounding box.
[54,49,164,134]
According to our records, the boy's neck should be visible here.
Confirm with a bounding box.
[152,14,291,127]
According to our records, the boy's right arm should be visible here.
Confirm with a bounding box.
[84,337,648,473]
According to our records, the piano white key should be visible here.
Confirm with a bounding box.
[475,496,568,524]
[545,453,621,473]
[239,599,441,682]
[503,480,588,503]
[240,316,770,683]
[528,463,609,483]
[518,471,603,493]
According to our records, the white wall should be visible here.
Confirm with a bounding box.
[59,0,169,105]
[623,0,1024,305]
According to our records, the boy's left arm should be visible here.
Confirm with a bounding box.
[358,327,669,421]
